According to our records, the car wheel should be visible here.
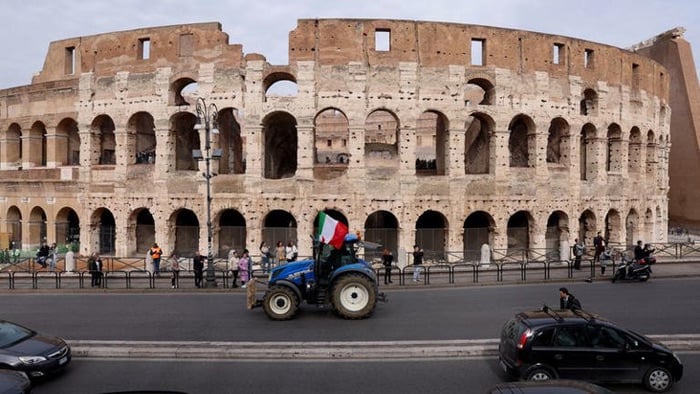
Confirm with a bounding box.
[331,274,377,319]
[262,285,299,321]
[526,367,554,381]
[644,366,673,393]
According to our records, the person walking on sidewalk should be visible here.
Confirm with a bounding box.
[238,249,251,288]
[88,252,103,288]
[572,238,585,270]
[170,254,180,289]
[193,251,204,288]
[149,243,163,277]
[382,248,394,284]
[412,245,424,282]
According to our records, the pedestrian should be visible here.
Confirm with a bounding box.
[260,241,271,273]
[193,251,204,288]
[36,242,50,268]
[48,242,57,271]
[286,241,298,262]
[229,249,239,288]
[88,252,103,288]
[599,247,612,276]
[276,241,286,265]
[559,287,582,310]
[382,248,394,284]
[593,231,605,263]
[412,245,424,282]
[572,238,585,270]
[239,249,251,288]
[170,254,180,288]
[149,243,163,277]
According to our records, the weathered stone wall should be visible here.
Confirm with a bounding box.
[0,19,670,260]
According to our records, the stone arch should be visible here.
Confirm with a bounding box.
[580,123,596,181]
[261,210,298,250]
[263,71,298,98]
[465,112,494,174]
[415,110,448,176]
[90,115,116,165]
[171,209,200,257]
[578,209,597,246]
[4,123,22,167]
[55,207,80,246]
[56,117,80,166]
[365,109,399,174]
[606,123,623,172]
[580,88,598,116]
[27,121,47,167]
[415,210,448,259]
[170,111,199,171]
[314,107,349,178]
[90,208,116,255]
[6,206,22,249]
[646,129,657,176]
[463,211,495,260]
[129,208,155,257]
[545,211,569,260]
[603,209,622,245]
[170,76,196,106]
[507,210,533,256]
[625,208,640,247]
[628,126,642,174]
[262,111,298,179]
[28,206,47,249]
[508,114,535,168]
[218,209,246,258]
[546,117,570,165]
[465,77,495,105]
[128,112,156,164]
[216,107,244,174]
[364,210,399,260]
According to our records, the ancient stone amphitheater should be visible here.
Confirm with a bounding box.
[0,19,670,262]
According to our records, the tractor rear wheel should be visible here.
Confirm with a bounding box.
[263,285,299,321]
[331,274,377,319]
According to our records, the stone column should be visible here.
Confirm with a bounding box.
[296,123,314,179]
[45,126,64,168]
[492,129,510,180]
[448,124,466,176]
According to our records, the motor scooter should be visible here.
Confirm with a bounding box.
[611,254,655,282]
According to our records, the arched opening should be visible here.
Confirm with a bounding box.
[463,211,495,260]
[364,211,399,261]
[604,209,622,246]
[170,77,196,106]
[415,210,447,260]
[263,112,298,179]
[465,77,495,105]
[628,127,642,175]
[27,121,47,168]
[218,209,246,258]
[415,110,448,176]
[508,115,534,168]
[216,108,244,174]
[173,209,200,257]
[132,209,155,257]
[580,88,598,116]
[29,206,47,250]
[92,208,116,255]
[507,211,532,257]
[7,206,22,249]
[171,112,199,171]
[128,112,156,164]
[578,209,597,247]
[465,113,492,174]
[264,72,298,98]
[261,210,298,250]
[545,211,569,261]
[580,123,596,181]
[55,207,80,247]
[56,118,80,166]
[91,115,116,165]
[6,124,22,168]
[625,209,640,248]
[606,123,622,172]
[365,109,399,176]
[314,108,349,179]
[547,117,569,165]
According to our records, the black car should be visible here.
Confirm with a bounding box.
[0,320,71,379]
[498,307,683,393]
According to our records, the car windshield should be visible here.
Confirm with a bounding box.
[0,321,33,347]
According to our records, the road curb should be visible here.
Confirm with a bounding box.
[68,335,700,360]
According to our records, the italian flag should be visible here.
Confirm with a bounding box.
[318,212,349,249]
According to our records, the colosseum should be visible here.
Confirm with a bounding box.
[0,19,673,264]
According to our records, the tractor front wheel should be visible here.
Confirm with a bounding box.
[262,285,299,321]
[331,274,377,319]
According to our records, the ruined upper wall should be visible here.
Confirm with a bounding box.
[289,19,668,97]
[32,22,246,85]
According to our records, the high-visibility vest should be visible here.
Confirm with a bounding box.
[150,247,162,259]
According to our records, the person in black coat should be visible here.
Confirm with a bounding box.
[559,287,582,310]
[88,252,103,288]
[193,252,204,288]
[381,248,394,284]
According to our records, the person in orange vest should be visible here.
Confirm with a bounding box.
[149,243,163,276]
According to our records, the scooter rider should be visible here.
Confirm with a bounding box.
[630,240,654,275]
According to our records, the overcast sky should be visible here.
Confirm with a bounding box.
[1,0,699,89]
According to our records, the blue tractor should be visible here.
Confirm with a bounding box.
[247,233,387,320]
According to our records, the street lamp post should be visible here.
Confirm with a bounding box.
[193,97,221,288]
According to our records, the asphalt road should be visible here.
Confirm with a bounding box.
[32,354,700,394]
[3,278,699,342]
